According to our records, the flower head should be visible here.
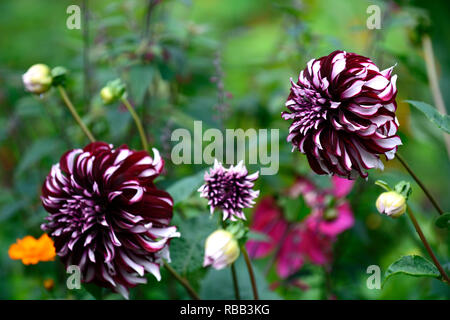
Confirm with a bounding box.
[376,191,406,218]
[22,64,53,94]
[247,175,354,279]
[198,159,259,221]
[8,234,56,265]
[41,142,179,298]
[203,229,240,270]
[282,50,402,179]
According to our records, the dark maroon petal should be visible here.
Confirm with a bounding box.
[283,50,402,179]
[41,142,178,298]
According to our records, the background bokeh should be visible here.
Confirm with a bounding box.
[0,0,449,299]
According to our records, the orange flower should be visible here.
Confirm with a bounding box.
[8,234,56,265]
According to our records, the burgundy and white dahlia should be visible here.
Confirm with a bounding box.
[282,50,402,179]
[41,142,179,298]
[198,160,259,221]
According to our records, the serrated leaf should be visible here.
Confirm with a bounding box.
[435,213,450,229]
[166,170,205,205]
[406,100,450,133]
[383,255,440,287]
[169,215,216,275]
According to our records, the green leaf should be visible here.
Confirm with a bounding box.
[247,230,270,242]
[278,196,310,222]
[169,215,216,275]
[15,138,62,176]
[406,100,450,133]
[84,283,106,300]
[166,170,205,205]
[383,255,441,287]
[435,213,450,229]
[129,64,155,105]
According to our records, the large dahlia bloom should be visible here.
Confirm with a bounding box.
[198,160,259,221]
[41,142,179,298]
[282,50,402,179]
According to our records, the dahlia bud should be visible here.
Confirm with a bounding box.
[100,87,114,104]
[376,191,406,218]
[100,79,127,104]
[22,64,53,94]
[203,229,240,270]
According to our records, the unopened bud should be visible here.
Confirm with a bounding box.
[203,229,239,270]
[100,79,127,104]
[22,64,52,94]
[376,191,406,218]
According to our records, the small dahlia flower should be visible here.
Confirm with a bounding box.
[203,229,240,270]
[23,64,53,94]
[8,234,56,265]
[376,191,406,218]
[41,142,179,298]
[198,160,260,221]
[282,50,402,179]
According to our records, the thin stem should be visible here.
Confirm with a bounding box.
[82,0,92,110]
[406,207,450,284]
[230,263,240,300]
[121,97,149,152]
[57,86,95,142]
[241,246,259,300]
[422,35,450,159]
[163,261,200,300]
[396,153,444,216]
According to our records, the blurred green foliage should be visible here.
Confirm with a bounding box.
[0,0,449,299]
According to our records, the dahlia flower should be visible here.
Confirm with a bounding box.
[22,64,53,94]
[247,176,354,278]
[203,229,240,270]
[282,50,402,179]
[41,142,179,298]
[376,191,406,218]
[198,159,260,221]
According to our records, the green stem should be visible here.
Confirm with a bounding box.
[230,263,240,300]
[242,246,259,300]
[163,261,200,300]
[406,207,450,284]
[396,153,444,216]
[422,35,450,159]
[57,86,95,142]
[121,97,149,152]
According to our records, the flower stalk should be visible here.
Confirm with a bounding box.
[396,153,444,216]
[406,207,449,284]
[230,263,240,300]
[121,97,149,152]
[57,85,95,142]
[163,261,200,300]
[242,246,259,300]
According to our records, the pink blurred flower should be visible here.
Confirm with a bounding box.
[246,175,355,280]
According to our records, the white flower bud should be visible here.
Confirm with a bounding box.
[22,64,52,94]
[100,87,114,104]
[376,191,406,218]
[203,229,240,270]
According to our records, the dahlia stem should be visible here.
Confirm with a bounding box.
[57,86,95,142]
[163,261,200,300]
[241,246,259,300]
[406,207,450,284]
[396,153,444,216]
[422,35,450,159]
[230,263,240,300]
[121,97,149,152]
